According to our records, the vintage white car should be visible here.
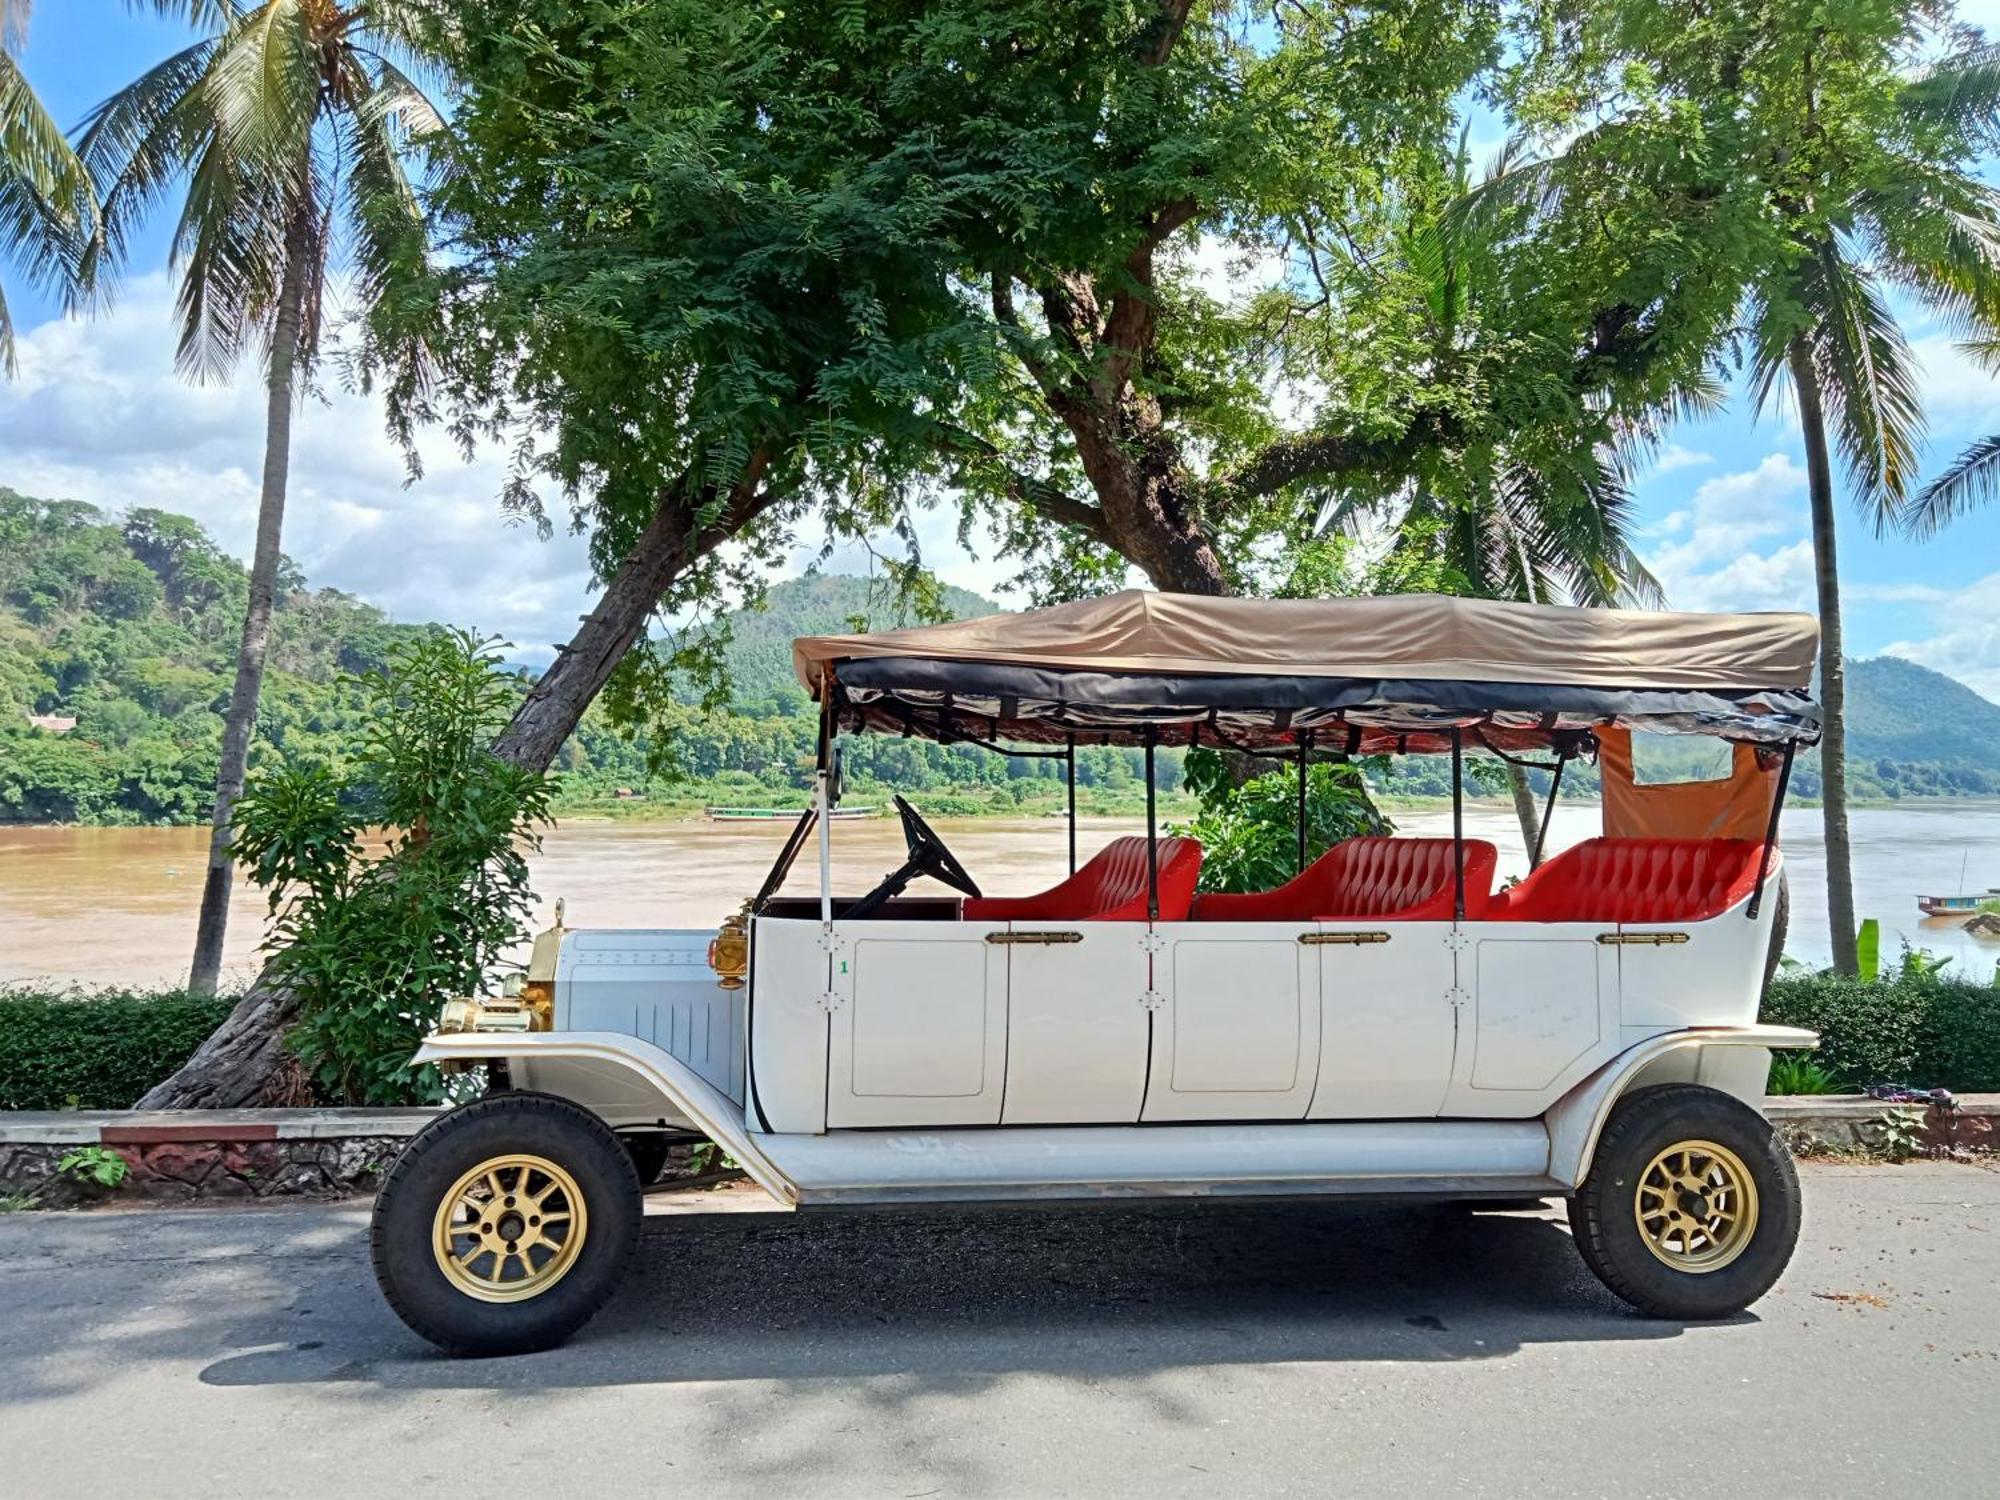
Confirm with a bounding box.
[369,591,1822,1355]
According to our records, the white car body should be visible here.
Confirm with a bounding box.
[417,863,1812,1210]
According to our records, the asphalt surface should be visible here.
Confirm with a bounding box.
[1,1161,1996,1498]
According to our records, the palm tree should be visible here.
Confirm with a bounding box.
[0,0,95,372]
[80,1,445,994]
[1729,38,2000,974]
[1474,17,2000,973]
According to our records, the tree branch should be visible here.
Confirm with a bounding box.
[1137,0,1195,66]
[1096,196,1201,401]
[931,424,1113,547]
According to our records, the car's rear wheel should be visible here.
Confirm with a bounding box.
[370,1092,642,1356]
[1568,1083,1801,1319]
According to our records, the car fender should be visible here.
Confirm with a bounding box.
[414,1031,799,1207]
[1543,1024,1818,1190]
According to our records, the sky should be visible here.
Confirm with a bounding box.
[6,5,2000,696]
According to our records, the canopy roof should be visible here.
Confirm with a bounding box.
[793,591,1821,753]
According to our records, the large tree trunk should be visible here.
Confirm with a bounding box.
[1789,341,1859,975]
[186,208,312,996]
[140,468,779,1107]
[1505,761,1543,868]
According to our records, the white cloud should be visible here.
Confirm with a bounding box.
[0,276,600,665]
[1880,570,2000,700]
[1646,443,1714,478]
[2,275,1039,660]
[1910,334,2000,436]
[1642,453,1816,611]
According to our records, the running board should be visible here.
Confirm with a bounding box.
[757,1119,1560,1207]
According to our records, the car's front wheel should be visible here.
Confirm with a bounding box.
[370,1092,642,1356]
[1568,1083,1801,1320]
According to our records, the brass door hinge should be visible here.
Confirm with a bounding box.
[1597,932,1691,946]
[987,930,1085,945]
[1299,931,1392,946]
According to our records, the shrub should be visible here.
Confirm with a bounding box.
[1173,749,1387,895]
[0,988,235,1110]
[1766,1054,1841,1095]
[233,630,552,1105]
[1760,966,2000,1092]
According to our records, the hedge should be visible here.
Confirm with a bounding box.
[0,989,233,1111]
[1760,970,2000,1092]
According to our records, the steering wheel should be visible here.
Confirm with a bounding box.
[841,795,983,919]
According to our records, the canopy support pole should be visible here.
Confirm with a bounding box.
[1144,728,1159,922]
[816,669,834,926]
[1747,740,1797,921]
[1450,728,1466,922]
[1066,734,1077,875]
[1296,731,1312,876]
[1532,755,1566,871]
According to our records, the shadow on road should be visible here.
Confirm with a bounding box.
[170,1198,1715,1395]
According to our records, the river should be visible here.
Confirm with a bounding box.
[3,802,1998,989]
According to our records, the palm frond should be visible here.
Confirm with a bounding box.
[1801,241,1927,528]
[122,2,247,26]
[76,36,224,295]
[1903,432,2000,539]
[1899,42,2000,140]
[207,0,318,192]
[0,49,95,368]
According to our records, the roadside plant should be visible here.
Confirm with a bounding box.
[231,630,551,1105]
[56,1145,130,1191]
[1868,1107,1928,1164]
[1767,1054,1842,1097]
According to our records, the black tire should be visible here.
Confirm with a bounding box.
[370,1092,642,1356]
[1568,1083,1801,1320]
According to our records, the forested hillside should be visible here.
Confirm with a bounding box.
[5,489,1998,823]
[0,489,427,822]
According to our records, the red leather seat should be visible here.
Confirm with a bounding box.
[1189,837,1498,921]
[1490,837,1767,923]
[962,836,1203,922]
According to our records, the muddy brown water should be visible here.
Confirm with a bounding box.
[3,803,1998,989]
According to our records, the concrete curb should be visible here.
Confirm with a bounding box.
[0,1108,440,1146]
[4,1096,1995,1207]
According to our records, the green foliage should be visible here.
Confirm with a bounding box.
[1173,751,1387,895]
[1869,1108,1928,1164]
[1760,964,2000,1092]
[0,988,235,1110]
[1856,919,1882,983]
[0,487,442,825]
[233,630,553,1105]
[1766,1054,1842,1096]
[57,1146,130,1190]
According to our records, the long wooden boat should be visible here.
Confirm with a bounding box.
[707,805,875,822]
[1917,889,1998,916]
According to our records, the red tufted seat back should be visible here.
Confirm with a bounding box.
[962,836,1204,922]
[1490,837,1768,924]
[1189,837,1497,921]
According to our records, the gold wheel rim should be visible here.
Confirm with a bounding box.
[1633,1139,1759,1274]
[431,1154,588,1303]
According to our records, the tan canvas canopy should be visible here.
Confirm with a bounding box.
[793,590,1821,753]
[795,591,1816,694]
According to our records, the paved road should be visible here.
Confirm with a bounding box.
[2,1161,1996,1498]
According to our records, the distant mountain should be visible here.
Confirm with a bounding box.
[717,572,999,712]
[1844,656,2000,768]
